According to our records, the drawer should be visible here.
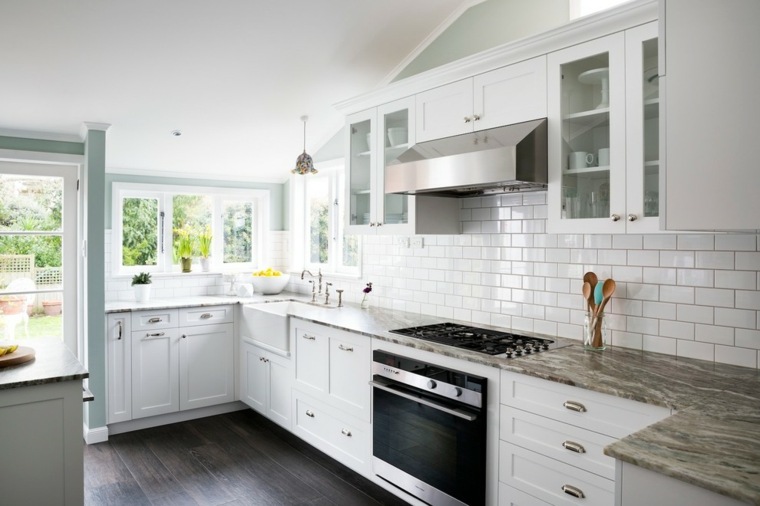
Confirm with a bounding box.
[132,309,179,331]
[499,482,552,506]
[292,393,369,474]
[501,371,670,439]
[500,405,617,480]
[293,321,330,394]
[499,441,614,506]
[179,305,234,326]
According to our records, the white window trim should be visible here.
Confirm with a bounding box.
[289,160,361,278]
[111,182,269,275]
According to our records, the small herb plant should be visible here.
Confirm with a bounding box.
[175,228,193,259]
[131,272,152,286]
[198,226,212,258]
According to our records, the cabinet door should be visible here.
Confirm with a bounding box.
[345,108,377,234]
[240,341,267,414]
[376,96,415,234]
[132,329,179,418]
[416,79,473,142]
[474,56,547,130]
[106,314,131,424]
[660,0,760,230]
[267,352,292,429]
[293,323,329,394]
[547,33,626,234]
[625,22,661,232]
[179,323,234,410]
[328,332,371,420]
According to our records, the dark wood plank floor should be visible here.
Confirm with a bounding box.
[85,409,409,506]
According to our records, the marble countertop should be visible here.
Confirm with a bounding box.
[104,295,760,503]
[0,338,88,390]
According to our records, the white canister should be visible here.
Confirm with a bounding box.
[568,152,594,170]
[598,148,611,167]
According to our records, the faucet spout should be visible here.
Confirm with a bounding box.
[301,269,315,280]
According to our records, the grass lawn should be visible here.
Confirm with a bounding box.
[0,314,62,340]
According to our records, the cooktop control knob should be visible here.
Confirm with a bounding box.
[453,387,463,397]
[427,380,437,390]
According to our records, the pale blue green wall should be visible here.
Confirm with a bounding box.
[393,0,569,81]
[105,174,287,231]
[0,135,84,156]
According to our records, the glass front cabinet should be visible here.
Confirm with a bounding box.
[547,22,660,233]
[345,96,458,235]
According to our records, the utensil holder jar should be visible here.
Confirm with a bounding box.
[584,312,607,350]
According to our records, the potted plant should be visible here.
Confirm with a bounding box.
[175,228,193,273]
[198,226,212,272]
[0,295,26,315]
[131,272,152,303]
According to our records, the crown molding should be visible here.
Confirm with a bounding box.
[79,122,111,140]
[335,0,657,115]
[105,166,289,185]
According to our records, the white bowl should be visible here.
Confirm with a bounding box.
[251,273,290,295]
[387,127,408,147]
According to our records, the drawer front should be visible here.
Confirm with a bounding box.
[132,309,179,331]
[501,371,670,439]
[328,332,371,420]
[500,406,617,480]
[499,482,552,506]
[293,322,330,394]
[499,441,614,506]
[179,305,234,327]
[292,394,369,474]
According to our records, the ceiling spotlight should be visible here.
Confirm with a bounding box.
[171,130,182,137]
[292,115,317,175]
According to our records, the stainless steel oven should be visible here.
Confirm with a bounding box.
[371,350,487,506]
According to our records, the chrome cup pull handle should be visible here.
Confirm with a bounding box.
[302,334,316,340]
[147,317,162,324]
[562,440,586,454]
[562,484,585,499]
[563,400,587,413]
[200,313,213,319]
[305,410,315,418]
[338,344,354,352]
[341,428,352,437]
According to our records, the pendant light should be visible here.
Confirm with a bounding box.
[292,115,317,175]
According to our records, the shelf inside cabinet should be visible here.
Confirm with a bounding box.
[356,150,371,157]
[644,160,659,176]
[563,108,610,127]
[644,98,660,120]
[564,165,610,175]
[351,189,371,195]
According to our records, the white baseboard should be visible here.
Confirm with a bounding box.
[83,423,109,445]
[107,402,248,437]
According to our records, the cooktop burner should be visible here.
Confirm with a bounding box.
[390,322,558,357]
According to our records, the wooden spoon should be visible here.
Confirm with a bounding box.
[595,278,617,317]
[583,272,598,312]
[582,282,592,312]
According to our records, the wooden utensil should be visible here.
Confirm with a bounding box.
[595,278,617,317]
[583,272,598,312]
[582,282,592,312]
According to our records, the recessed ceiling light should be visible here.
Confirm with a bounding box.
[171,130,182,137]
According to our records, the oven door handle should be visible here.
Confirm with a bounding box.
[369,380,477,422]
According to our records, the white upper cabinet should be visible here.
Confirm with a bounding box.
[416,56,547,142]
[548,24,660,234]
[660,0,760,230]
[345,98,459,236]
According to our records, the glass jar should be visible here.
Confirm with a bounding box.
[584,312,607,350]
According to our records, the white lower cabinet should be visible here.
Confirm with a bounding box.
[240,340,292,429]
[121,306,235,421]
[499,371,670,506]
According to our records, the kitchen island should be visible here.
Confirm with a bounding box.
[0,338,89,506]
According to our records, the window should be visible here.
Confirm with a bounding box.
[112,183,269,273]
[292,162,359,276]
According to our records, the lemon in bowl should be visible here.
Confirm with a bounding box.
[251,269,290,295]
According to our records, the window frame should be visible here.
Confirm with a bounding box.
[111,182,269,275]
[290,161,361,277]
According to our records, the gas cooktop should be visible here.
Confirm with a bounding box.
[389,322,560,357]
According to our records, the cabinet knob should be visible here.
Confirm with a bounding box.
[341,428,352,437]
[563,400,587,413]
[305,410,315,418]
[610,214,621,222]
[427,380,437,390]
[627,214,638,222]
[181,334,187,339]
[562,440,587,454]
[561,484,585,499]
[472,114,481,121]
[369,222,376,227]
[464,116,472,123]
[376,222,382,227]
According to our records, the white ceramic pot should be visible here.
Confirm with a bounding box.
[134,284,152,303]
[200,257,211,272]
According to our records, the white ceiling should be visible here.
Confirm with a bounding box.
[0,0,474,182]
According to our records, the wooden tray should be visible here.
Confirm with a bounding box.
[0,346,35,368]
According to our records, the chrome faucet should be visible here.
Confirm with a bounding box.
[324,282,332,305]
[308,280,316,303]
[300,268,323,294]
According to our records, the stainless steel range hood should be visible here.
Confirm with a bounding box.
[385,118,547,198]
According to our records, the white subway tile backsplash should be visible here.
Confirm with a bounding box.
[677,305,714,324]
[696,251,735,270]
[643,335,677,355]
[735,329,760,350]
[695,324,734,346]
[627,250,659,267]
[659,320,695,340]
[715,308,756,329]
[643,267,677,285]
[522,192,546,205]
[585,234,612,249]
[677,340,715,361]
[715,234,756,252]
[613,235,643,250]
[611,331,643,349]
[695,288,734,308]
[643,234,677,250]
[736,252,760,271]
[612,266,643,283]
[660,285,694,304]
[736,290,760,310]
[677,235,715,251]
[676,269,714,287]
[628,316,659,335]
[660,251,695,268]
[715,345,758,368]
[715,270,757,290]
[643,301,677,320]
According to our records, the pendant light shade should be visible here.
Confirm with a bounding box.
[292,115,318,175]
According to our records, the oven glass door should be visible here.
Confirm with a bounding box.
[373,379,486,505]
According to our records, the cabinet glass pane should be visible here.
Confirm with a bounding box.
[383,108,410,226]
[560,52,611,220]
[348,119,372,226]
[642,38,659,218]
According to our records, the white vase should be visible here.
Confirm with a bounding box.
[200,257,211,272]
[134,284,152,303]
[361,294,369,309]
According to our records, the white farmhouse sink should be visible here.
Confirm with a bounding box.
[241,300,337,352]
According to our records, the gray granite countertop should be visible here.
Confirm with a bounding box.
[104,296,760,504]
[0,338,88,390]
